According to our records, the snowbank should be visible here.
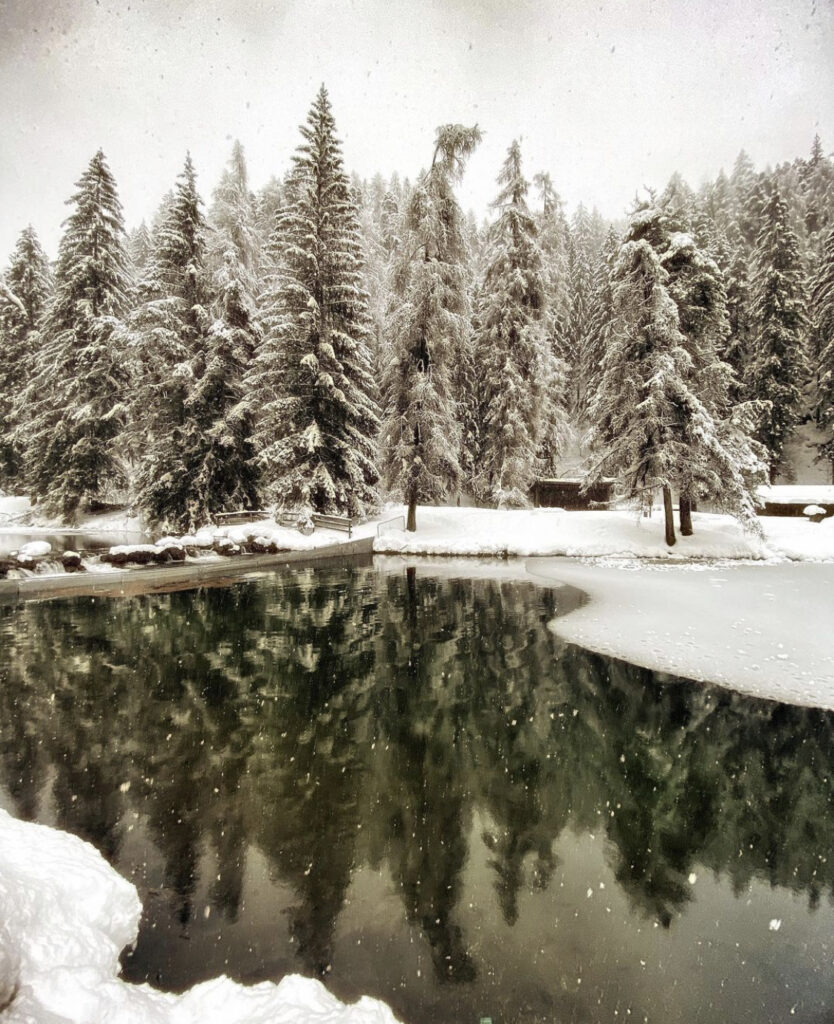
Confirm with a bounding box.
[371,506,834,562]
[0,809,400,1024]
[528,559,834,710]
[0,496,31,523]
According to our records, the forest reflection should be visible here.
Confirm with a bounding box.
[1,565,833,1010]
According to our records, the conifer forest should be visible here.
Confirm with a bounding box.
[2,86,833,540]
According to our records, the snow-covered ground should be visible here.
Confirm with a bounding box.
[5,500,834,575]
[526,558,834,710]
[372,505,834,562]
[0,808,400,1024]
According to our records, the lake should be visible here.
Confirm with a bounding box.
[1,563,832,1023]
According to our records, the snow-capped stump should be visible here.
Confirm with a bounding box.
[61,550,84,572]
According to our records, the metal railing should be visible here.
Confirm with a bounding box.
[376,514,406,537]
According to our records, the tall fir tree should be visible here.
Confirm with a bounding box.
[473,140,555,506]
[248,86,380,516]
[188,253,262,515]
[658,223,767,532]
[748,181,811,480]
[207,140,260,293]
[132,155,217,530]
[588,201,766,544]
[24,152,132,520]
[811,225,834,479]
[0,226,52,488]
[801,135,834,248]
[586,231,692,545]
[381,124,481,530]
[581,227,619,423]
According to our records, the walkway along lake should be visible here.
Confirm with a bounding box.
[1,562,833,1023]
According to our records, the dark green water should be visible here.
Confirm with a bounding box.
[1,564,833,1024]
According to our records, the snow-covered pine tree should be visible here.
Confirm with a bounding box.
[532,172,572,472]
[24,152,132,520]
[748,180,811,480]
[811,224,834,480]
[581,226,619,422]
[722,221,754,392]
[659,227,767,532]
[0,226,52,488]
[128,222,153,282]
[533,173,570,375]
[587,199,766,545]
[381,123,481,531]
[207,140,260,294]
[248,86,380,516]
[564,233,593,418]
[730,150,762,250]
[188,252,261,514]
[659,172,695,234]
[131,154,217,530]
[586,231,691,545]
[473,140,555,506]
[801,135,834,248]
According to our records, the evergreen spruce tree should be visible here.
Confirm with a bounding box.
[208,140,260,293]
[473,141,556,506]
[0,227,52,488]
[532,172,572,472]
[24,152,132,520]
[381,123,481,531]
[248,86,380,516]
[748,181,811,480]
[588,202,767,545]
[189,253,261,514]
[128,222,153,281]
[564,232,594,418]
[132,155,217,530]
[660,228,767,532]
[582,227,618,421]
[586,233,691,545]
[811,225,834,479]
[802,135,834,247]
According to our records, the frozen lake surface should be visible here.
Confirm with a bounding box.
[1,563,833,1023]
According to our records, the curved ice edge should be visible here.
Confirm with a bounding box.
[526,556,834,712]
[0,808,400,1024]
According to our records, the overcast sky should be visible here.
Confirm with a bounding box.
[1,0,833,258]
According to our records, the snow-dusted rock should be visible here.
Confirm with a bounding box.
[61,550,84,572]
[17,541,51,559]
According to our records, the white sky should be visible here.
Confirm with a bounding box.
[1,0,833,258]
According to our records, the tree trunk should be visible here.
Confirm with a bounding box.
[406,490,417,532]
[679,493,693,536]
[663,485,676,546]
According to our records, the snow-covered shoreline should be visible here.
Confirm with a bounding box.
[0,807,401,1024]
[4,498,834,574]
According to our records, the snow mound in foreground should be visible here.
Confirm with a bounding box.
[0,809,400,1024]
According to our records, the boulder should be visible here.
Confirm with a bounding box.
[61,551,84,572]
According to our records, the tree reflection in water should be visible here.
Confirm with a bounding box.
[1,567,833,1021]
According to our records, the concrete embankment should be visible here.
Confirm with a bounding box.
[0,536,374,604]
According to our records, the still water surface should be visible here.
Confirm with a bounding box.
[1,564,833,1023]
